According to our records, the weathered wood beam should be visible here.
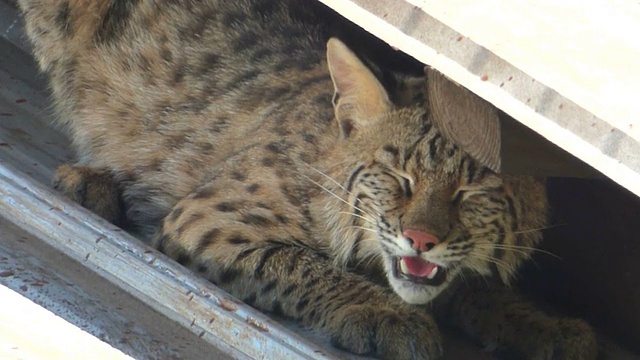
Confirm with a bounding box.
[0,162,343,360]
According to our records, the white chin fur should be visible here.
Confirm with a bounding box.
[383,257,448,305]
[387,276,443,304]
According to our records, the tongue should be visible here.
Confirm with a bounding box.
[402,256,437,277]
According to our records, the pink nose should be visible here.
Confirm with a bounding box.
[403,230,440,252]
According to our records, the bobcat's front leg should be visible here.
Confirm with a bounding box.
[440,279,597,360]
[52,163,126,226]
[155,182,442,360]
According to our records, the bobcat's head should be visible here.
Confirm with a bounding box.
[321,39,548,304]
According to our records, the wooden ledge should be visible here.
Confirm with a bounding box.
[0,162,341,360]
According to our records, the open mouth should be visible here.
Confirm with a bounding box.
[392,256,447,286]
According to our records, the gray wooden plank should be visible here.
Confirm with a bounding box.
[0,161,344,360]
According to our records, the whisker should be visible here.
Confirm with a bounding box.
[302,174,370,216]
[511,223,566,235]
[475,245,542,259]
[468,224,567,240]
[349,225,377,234]
[380,239,405,254]
[474,243,530,253]
[471,253,512,273]
[469,249,511,267]
[300,162,351,194]
[352,252,378,270]
[339,211,376,225]
[299,162,373,212]
[464,263,490,281]
[474,244,562,259]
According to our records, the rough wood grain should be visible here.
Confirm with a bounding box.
[0,162,343,360]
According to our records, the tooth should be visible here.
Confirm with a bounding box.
[427,266,439,280]
[399,258,409,275]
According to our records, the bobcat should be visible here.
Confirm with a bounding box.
[18,0,596,358]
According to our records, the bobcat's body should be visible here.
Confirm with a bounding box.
[18,0,596,358]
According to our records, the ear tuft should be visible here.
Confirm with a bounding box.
[326,38,392,137]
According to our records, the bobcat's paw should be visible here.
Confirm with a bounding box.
[549,318,597,360]
[330,304,442,360]
[516,318,597,360]
[53,164,124,225]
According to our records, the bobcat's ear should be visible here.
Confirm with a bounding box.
[425,66,501,172]
[326,38,392,138]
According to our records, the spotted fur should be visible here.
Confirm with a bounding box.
[19,0,596,359]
